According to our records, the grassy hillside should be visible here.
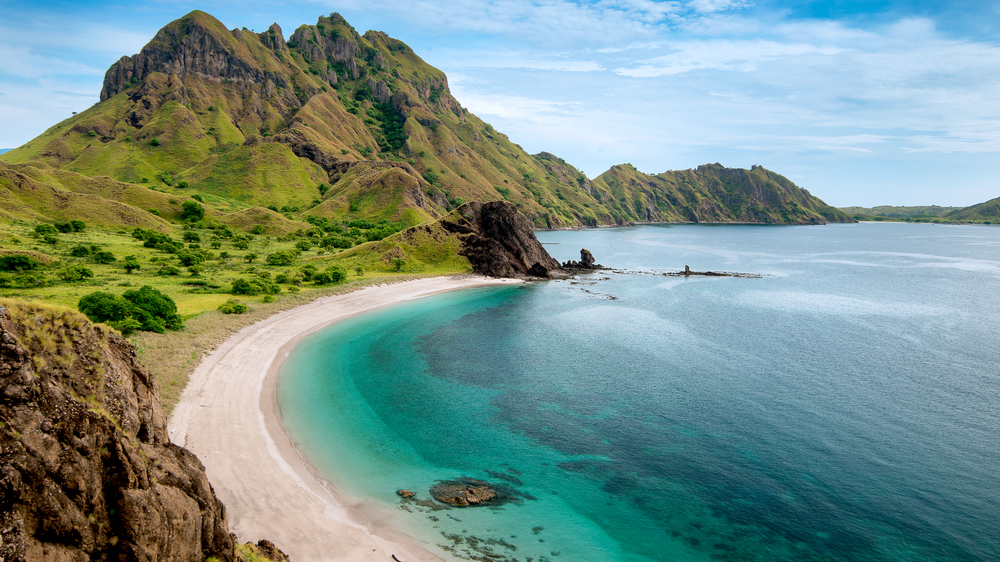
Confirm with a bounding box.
[944,198,1000,223]
[591,163,854,224]
[839,203,997,224]
[0,10,847,233]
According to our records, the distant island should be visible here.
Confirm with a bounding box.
[841,203,998,224]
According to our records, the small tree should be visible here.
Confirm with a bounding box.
[180,201,205,221]
[393,258,405,272]
[326,265,347,283]
[92,251,116,264]
[60,265,94,282]
[244,253,258,264]
[123,256,141,274]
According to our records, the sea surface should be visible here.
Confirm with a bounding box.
[277,223,1000,562]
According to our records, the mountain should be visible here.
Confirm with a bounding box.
[590,163,851,224]
[839,201,998,223]
[839,205,962,220]
[0,10,851,229]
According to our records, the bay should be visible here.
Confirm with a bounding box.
[277,223,1000,561]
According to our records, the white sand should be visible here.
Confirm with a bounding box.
[168,276,523,561]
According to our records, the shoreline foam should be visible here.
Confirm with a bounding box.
[168,276,523,562]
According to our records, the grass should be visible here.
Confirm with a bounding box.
[0,213,473,414]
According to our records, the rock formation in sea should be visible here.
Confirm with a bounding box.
[430,478,501,507]
[561,248,602,270]
[0,302,285,561]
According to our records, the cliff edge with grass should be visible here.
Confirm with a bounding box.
[0,300,285,562]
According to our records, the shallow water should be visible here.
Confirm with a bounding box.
[278,223,1000,561]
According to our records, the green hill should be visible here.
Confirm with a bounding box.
[1,10,849,231]
[591,163,853,224]
[944,197,1000,223]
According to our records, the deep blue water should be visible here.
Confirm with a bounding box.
[278,223,1000,561]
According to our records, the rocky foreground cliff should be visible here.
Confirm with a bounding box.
[0,301,285,562]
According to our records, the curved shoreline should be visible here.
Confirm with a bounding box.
[168,276,523,562]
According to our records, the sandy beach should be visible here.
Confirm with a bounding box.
[168,276,523,562]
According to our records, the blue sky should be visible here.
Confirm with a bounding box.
[2,0,999,207]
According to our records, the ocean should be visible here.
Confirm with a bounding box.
[277,223,1000,561]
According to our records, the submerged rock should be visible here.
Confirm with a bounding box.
[430,478,501,507]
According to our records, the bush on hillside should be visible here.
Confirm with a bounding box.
[78,285,183,334]
[0,255,40,272]
[218,299,249,314]
[231,277,280,296]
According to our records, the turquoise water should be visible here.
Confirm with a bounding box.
[277,223,1000,561]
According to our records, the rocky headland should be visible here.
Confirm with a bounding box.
[0,302,285,562]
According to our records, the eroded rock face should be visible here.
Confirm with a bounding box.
[101,13,287,101]
[440,201,561,278]
[0,303,266,562]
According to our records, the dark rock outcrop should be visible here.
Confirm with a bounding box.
[0,302,279,561]
[440,201,561,278]
[101,11,288,102]
[561,248,602,270]
[430,479,500,507]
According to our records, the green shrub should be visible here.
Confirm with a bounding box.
[59,265,94,281]
[218,299,249,314]
[326,265,347,283]
[34,224,58,236]
[266,250,297,266]
[0,254,41,271]
[149,138,161,147]
[123,256,140,273]
[180,201,205,221]
[92,251,116,264]
[231,277,280,295]
[70,245,92,257]
[78,286,182,334]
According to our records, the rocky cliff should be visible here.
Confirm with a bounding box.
[438,201,562,277]
[0,301,282,561]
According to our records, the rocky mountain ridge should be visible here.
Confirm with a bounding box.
[1,10,853,231]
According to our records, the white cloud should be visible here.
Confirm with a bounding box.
[0,44,104,78]
[687,0,754,14]
[614,39,844,77]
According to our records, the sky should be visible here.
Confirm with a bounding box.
[2,0,999,207]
